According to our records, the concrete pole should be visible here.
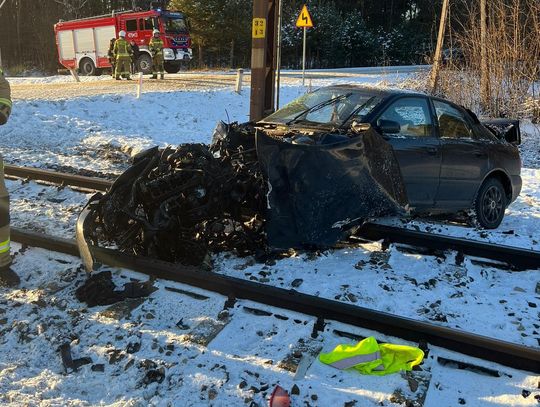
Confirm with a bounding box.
[429,0,450,93]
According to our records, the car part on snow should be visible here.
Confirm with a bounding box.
[59,343,92,373]
[75,270,156,307]
[256,126,408,248]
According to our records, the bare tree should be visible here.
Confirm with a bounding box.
[436,0,540,119]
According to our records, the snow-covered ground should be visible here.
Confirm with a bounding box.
[1,72,539,405]
[0,245,537,406]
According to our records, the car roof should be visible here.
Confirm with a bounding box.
[321,84,427,99]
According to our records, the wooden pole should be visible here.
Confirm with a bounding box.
[249,0,278,121]
[275,0,283,109]
[429,0,450,93]
[480,0,489,112]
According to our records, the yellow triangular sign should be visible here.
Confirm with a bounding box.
[296,4,314,28]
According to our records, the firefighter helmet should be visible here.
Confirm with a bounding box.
[119,30,126,38]
[153,29,160,36]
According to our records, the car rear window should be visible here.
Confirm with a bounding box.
[434,100,473,139]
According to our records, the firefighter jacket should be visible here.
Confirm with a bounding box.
[0,68,11,126]
[149,37,164,57]
[113,38,133,59]
[108,40,116,61]
[319,336,424,376]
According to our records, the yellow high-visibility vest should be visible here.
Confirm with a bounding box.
[319,336,424,376]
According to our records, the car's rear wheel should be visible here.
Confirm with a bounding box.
[474,177,507,229]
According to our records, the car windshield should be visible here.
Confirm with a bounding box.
[263,88,381,126]
[164,17,188,34]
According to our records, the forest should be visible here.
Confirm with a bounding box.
[0,0,443,73]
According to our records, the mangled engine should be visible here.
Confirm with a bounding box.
[82,122,408,267]
[84,123,268,266]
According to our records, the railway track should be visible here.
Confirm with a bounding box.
[10,227,540,374]
[4,164,540,374]
[6,164,540,270]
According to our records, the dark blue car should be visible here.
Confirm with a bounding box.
[258,85,522,234]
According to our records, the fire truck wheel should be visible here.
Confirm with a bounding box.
[79,58,97,76]
[164,63,181,74]
[136,54,153,75]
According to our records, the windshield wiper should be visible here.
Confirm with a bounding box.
[286,93,353,125]
[338,96,377,129]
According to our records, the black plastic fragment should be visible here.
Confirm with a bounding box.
[256,126,408,248]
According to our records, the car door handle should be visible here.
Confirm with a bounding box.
[426,147,438,155]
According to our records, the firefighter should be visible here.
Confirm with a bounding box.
[0,68,19,287]
[130,41,140,73]
[149,29,165,80]
[107,38,116,78]
[113,30,133,80]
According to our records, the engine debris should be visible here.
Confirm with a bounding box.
[79,121,408,267]
[84,122,268,266]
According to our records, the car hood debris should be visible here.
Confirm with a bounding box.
[79,122,408,267]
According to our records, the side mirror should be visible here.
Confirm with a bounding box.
[377,119,401,134]
[351,121,371,134]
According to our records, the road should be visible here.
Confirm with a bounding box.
[9,65,428,100]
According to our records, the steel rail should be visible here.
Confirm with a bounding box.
[5,164,540,270]
[4,164,111,192]
[358,223,540,271]
[10,227,540,373]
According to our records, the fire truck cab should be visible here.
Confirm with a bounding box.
[54,6,192,75]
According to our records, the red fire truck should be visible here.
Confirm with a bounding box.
[54,5,192,75]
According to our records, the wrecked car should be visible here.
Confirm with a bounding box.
[78,86,522,267]
[257,85,522,248]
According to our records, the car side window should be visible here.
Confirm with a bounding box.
[434,100,473,139]
[378,97,433,137]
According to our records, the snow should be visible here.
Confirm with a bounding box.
[1,71,539,405]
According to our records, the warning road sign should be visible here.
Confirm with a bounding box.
[296,5,314,28]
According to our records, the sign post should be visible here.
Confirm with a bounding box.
[296,4,313,87]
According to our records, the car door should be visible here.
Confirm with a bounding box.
[376,96,441,208]
[433,100,490,208]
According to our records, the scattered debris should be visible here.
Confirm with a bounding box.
[269,385,291,407]
[75,271,155,307]
[59,343,92,373]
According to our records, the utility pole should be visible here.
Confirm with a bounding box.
[480,0,489,112]
[429,0,450,93]
[275,0,283,110]
[249,0,279,122]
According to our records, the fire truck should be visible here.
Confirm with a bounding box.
[54,5,192,76]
